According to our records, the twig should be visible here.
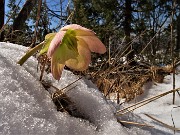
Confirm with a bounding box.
[116,88,180,115]
[145,113,180,131]
[118,120,154,128]
[43,77,82,99]
[52,85,77,100]
[171,106,180,134]
[170,1,176,105]
[61,77,82,93]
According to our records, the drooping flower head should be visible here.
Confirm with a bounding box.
[40,24,106,80]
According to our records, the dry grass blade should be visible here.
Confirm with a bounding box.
[61,77,82,92]
[145,113,180,131]
[118,120,154,128]
[52,85,77,100]
[171,106,180,134]
[41,77,81,99]
[41,79,79,113]
[116,88,180,115]
[51,77,82,99]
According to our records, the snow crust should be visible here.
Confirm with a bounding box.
[0,42,129,135]
[123,72,180,135]
[1,42,179,135]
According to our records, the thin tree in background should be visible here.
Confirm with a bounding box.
[171,0,176,104]
[0,0,5,41]
[7,0,21,23]
[29,0,51,41]
[124,0,135,65]
[31,0,42,47]
[13,0,37,30]
[176,3,180,56]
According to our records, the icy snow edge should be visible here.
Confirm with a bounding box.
[0,42,129,135]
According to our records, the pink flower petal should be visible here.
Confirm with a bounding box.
[47,31,66,57]
[77,36,106,54]
[65,39,91,71]
[51,55,65,80]
[75,29,96,36]
[47,24,106,80]
[61,24,92,32]
[60,24,106,54]
[61,24,96,38]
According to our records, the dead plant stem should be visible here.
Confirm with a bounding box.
[145,113,180,131]
[116,88,180,115]
[171,0,176,104]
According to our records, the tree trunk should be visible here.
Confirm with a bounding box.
[12,0,37,30]
[176,14,180,53]
[0,0,5,41]
[124,0,135,65]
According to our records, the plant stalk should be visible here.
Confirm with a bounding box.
[17,42,44,66]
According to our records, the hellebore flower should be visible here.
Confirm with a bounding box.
[41,24,106,80]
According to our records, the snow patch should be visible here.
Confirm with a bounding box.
[0,42,129,135]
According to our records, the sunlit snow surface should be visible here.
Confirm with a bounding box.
[1,42,179,135]
[121,68,180,135]
[0,42,129,135]
[124,74,180,135]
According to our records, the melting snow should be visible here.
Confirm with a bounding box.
[0,42,128,135]
[0,42,179,135]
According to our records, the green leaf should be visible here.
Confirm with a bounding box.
[39,33,56,55]
[63,29,78,53]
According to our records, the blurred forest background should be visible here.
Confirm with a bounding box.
[0,0,180,101]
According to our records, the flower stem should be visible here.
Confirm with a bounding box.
[17,42,44,66]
